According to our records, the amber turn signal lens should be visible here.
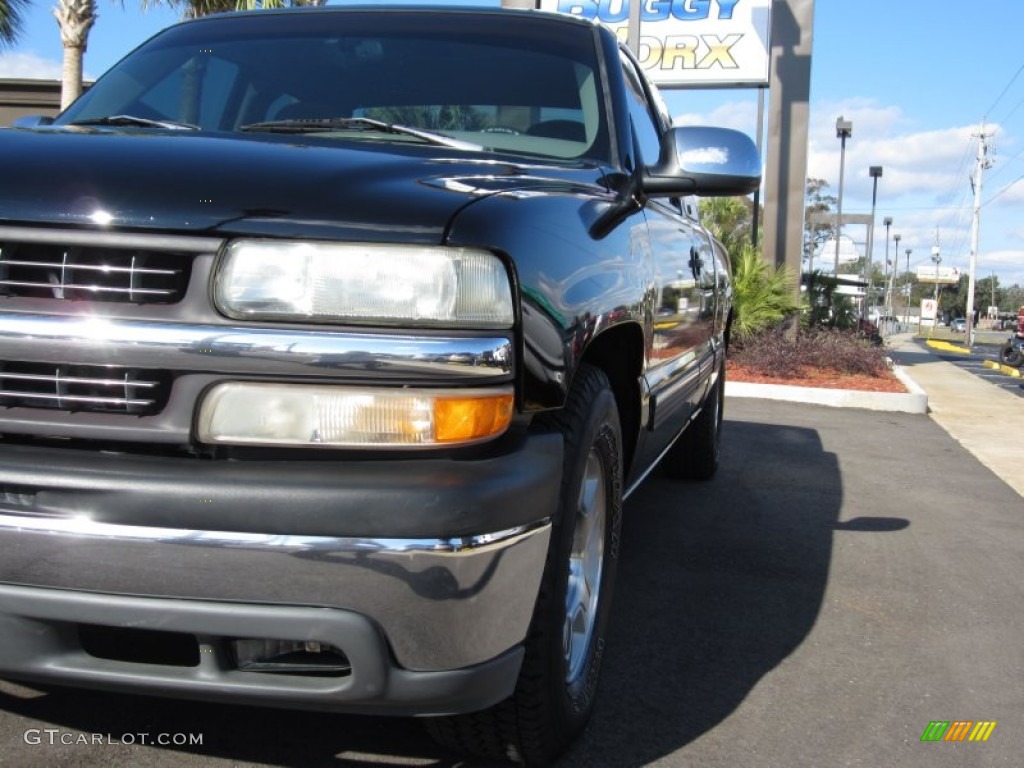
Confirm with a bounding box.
[434,393,515,443]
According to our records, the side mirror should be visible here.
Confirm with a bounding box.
[643,126,761,197]
[11,115,56,128]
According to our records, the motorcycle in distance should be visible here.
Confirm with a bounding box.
[999,334,1024,368]
[998,306,1024,368]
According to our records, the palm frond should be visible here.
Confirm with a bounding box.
[730,243,799,341]
[0,0,32,46]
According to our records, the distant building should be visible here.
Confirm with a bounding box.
[816,235,863,272]
[0,79,63,125]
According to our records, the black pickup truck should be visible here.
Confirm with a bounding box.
[0,6,758,764]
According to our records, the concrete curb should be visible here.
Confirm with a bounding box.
[725,364,928,414]
[982,360,1022,378]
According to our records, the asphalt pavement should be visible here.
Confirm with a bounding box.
[886,332,1024,498]
[567,396,1023,768]
[0,341,1022,767]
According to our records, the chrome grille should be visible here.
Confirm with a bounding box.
[0,362,171,415]
[0,242,191,303]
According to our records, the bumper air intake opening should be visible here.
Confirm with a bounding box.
[78,624,201,667]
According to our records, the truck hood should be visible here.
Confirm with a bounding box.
[0,127,602,242]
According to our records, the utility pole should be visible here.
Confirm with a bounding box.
[965,119,992,345]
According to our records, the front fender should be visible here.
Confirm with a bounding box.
[446,185,648,411]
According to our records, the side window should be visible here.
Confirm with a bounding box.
[619,53,662,166]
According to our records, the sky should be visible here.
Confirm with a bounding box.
[2,0,1024,293]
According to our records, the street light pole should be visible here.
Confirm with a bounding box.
[881,214,892,322]
[890,232,901,320]
[931,247,942,327]
[834,117,853,275]
[905,248,912,326]
[866,166,883,318]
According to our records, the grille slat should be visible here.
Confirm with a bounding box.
[0,372,158,387]
[0,391,156,407]
[0,280,175,296]
[0,260,180,276]
[0,363,170,415]
[0,242,191,304]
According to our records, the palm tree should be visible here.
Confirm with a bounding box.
[730,241,800,342]
[54,0,98,109]
[1,0,32,47]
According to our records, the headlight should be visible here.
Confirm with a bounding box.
[215,241,513,328]
[197,382,514,448]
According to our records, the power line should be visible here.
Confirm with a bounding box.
[984,144,1024,185]
[936,135,976,211]
[984,62,1024,120]
[982,173,1024,208]
[992,93,1024,134]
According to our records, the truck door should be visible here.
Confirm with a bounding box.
[618,52,708,467]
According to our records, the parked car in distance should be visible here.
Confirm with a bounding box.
[951,318,967,332]
[0,6,760,765]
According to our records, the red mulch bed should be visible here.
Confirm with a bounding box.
[728,362,907,393]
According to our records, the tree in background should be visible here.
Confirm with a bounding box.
[944,273,1005,320]
[1,0,31,47]
[54,0,97,109]
[803,177,837,271]
[1005,284,1024,312]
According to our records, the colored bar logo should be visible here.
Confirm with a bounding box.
[920,721,997,742]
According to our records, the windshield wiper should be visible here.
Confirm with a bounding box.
[239,116,482,151]
[70,115,199,131]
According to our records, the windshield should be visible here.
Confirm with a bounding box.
[57,9,609,162]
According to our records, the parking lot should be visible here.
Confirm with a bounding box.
[1,393,1021,768]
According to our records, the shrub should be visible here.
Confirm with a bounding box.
[730,327,889,380]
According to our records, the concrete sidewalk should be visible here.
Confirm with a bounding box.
[726,332,1023,499]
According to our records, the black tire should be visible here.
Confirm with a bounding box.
[999,340,1023,367]
[425,363,623,765]
[660,359,724,481]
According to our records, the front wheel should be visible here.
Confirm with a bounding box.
[426,363,623,765]
[999,340,1023,367]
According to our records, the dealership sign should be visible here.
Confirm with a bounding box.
[539,0,773,86]
[916,265,961,284]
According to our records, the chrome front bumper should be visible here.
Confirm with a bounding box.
[0,513,551,673]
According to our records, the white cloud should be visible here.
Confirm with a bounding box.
[673,100,757,133]
[668,93,1024,288]
[0,52,63,81]
[979,249,1024,288]
[985,174,1024,208]
[807,100,978,204]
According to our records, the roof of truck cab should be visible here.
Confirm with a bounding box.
[173,4,602,31]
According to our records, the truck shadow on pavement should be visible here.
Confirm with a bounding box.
[0,418,907,767]
[559,418,849,766]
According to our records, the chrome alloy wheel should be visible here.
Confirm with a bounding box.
[563,448,606,684]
